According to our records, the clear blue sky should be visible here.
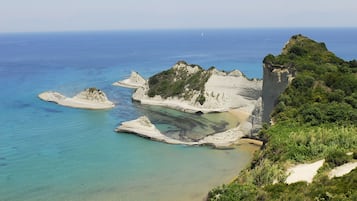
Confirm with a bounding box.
[0,0,356,33]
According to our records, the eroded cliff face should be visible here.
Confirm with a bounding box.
[262,63,295,123]
[132,61,262,114]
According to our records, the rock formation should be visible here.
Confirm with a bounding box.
[38,87,115,109]
[132,61,262,115]
[116,115,247,148]
[262,63,295,123]
[113,71,146,88]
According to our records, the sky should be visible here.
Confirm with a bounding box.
[0,0,356,33]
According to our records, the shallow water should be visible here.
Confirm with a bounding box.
[137,104,240,141]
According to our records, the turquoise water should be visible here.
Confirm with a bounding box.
[1,28,357,201]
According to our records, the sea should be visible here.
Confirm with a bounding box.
[0,28,356,201]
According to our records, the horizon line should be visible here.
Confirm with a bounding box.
[1,26,357,35]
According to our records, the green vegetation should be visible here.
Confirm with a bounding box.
[87,87,99,93]
[208,35,357,200]
[147,61,211,104]
[266,35,357,126]
[209,171,357,201]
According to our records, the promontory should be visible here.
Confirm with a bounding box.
[114,61,263,148]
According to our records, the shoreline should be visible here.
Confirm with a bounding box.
[116,111,264,149]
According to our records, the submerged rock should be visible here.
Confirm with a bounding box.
[115,116,197,145]
[116,115,249,149]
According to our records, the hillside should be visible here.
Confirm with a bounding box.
[208,35,357,200]
[147,61,211,104]
[132,61,262,115]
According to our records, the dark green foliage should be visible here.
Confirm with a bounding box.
[209,170,357,201]
[209,35,357,201]
[207,184,262,201]
[88,87,99,93]
[147,61,211,103]
[197,94,206,105]
[268,35,357,126]
[261,170,357,200]
[326,150,350,167]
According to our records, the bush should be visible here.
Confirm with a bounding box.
[353,150,357,159]
[147,62,211,103]
[326,150,350,167]
[207,183,261,201]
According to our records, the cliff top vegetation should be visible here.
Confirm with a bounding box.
[265,34,357,126]
[147,61,211,105]
[208,35,357,201]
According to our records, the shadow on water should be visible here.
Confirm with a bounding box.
[134,103,239,141]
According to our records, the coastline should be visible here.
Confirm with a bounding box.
[114,67,263,148]
[115,107,264,149]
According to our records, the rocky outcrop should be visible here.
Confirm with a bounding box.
[262,63,295,123]
[113,71,146,88]
[116,116,249,149]
[132,61,262,114]
[116,116,199,145]
[38,88,115,109]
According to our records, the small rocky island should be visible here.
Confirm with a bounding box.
[112,71,146,88]
[114,61,263,148]
[38,87,115,109]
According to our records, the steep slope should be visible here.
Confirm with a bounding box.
[208,35,357,201]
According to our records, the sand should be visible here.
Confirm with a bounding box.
[328,162,357,178]
[285,159,325,184]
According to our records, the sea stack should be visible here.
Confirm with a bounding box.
[38,87,115,109]
[113,71,146,88]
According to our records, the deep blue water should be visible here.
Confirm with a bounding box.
[0,28,356,201]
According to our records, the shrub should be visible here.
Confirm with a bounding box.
[326,150,350,167]
[207,183,260,201]
[147,62,211,103]
[353,150,357,159]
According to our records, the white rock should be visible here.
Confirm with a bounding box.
[113,71,146,88]
[38,88,115,109]
[132,64,262,115]
[116,116,251,148]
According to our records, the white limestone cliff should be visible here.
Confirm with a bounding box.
[131,62,262,114]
